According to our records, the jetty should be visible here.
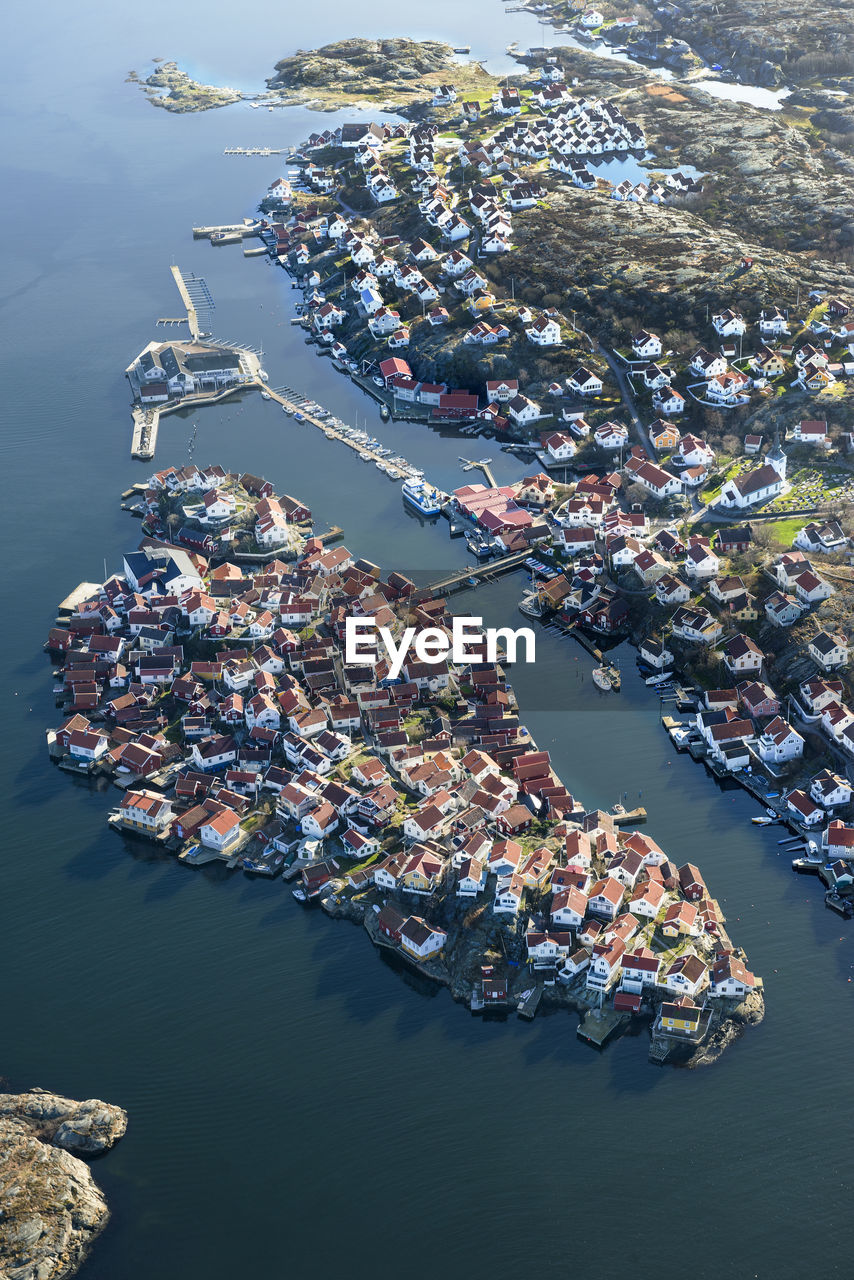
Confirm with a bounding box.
[58,582,102,616]
[577,1006,628,1047]
[517,984,543,1019]
[131,406,159,460]
[611,806,647,826]
[169,265,203,339]
[416,549,533,600]
[459,456,497,488]
[130,381,256,460]
[192,220,262,241]
[258,382,425,480]
[223,146,287,156]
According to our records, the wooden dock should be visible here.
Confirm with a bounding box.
[258,383,429,480]
[170,265,200,339]
[577,1006,628,1047]
[517,983,543,1019]
[611,806,647,826]
[223,147,288,156]
[58,582,103,615]
[130,381,259,459]
[415,549,533,601]
[131,406,160,459]
[459,455,497,488]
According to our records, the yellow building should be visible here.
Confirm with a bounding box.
[660,1001,701,1034]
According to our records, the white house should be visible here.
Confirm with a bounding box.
[199,809,242,852]
[527,316,562,346]
[457,857,487,897]
[507,394,542,426]
[759,307,789,338]
[399,916,447,960]
[810,769,852,809]
[567,367,603,397]
[712,308,746,337]
[757,716,804,764]
[631,330,662,360]
[684,542,719,580]
[542,431,577,463]
[809,631,849,671]
[653,388,686,417]
[594,421,628,450]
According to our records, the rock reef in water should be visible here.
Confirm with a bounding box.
[0,1088,127,1280]
[137,60,242,112]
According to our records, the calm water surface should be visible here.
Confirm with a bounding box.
[1,4,851,1279]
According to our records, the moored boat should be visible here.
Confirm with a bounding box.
[402,476,444,516]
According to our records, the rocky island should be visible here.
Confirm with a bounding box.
[131,40,495,116]
[0,1087,127,1280]
[265,38,495,114]
[130,60,243,112]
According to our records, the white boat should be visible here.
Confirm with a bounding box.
[752,816,773,826]
[519,591,544,618]
[592,667,613,692]
[645,671,674,686]
[292,888,307,901]
[766,806,778,818]
[261,391,271,400]
[403,476,444,516]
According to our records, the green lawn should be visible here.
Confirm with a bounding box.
[762,516,803,547]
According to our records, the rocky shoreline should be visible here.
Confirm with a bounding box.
[130,61,243,113]
[131,40,495,116]
[321,887,764,1067]
[0,1088,127,1280]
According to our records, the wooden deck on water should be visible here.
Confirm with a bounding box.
[577,1006,628,1047]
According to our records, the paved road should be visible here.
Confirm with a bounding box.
[597,344,655,456]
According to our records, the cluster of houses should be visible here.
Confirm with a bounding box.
[625,307,853,424]
[130,465,312,556]
[251,67,854,451]
[45,487,762,1037]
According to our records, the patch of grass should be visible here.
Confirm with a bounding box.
[762,516,803,547]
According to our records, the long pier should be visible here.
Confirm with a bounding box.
[416,548,533,600]
[170,265,200,340]
[223,147,288,156]
[257,382,429,482]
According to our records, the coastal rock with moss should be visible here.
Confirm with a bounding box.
[0,1088,127,1280]
[266,38,495,113]
[136,60,242,112]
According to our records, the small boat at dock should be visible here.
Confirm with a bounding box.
[518,590,544,618]
[792,857,822,874]
[593,663,620,692]
[752,816,773,826]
